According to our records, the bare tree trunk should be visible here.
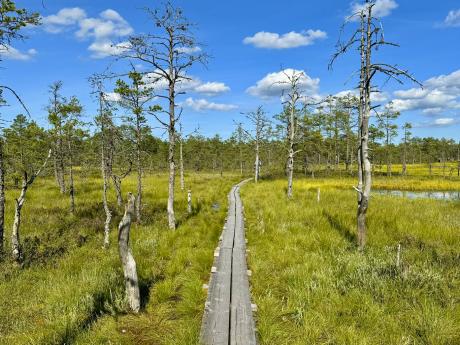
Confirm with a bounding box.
[254,141,260,183]
[113,175,123,207]
[11,182,26,263]
[357,7,373,251]
[0,139,4,255]
[287,148,294,199]
[102,159,111,248]
[135,118,142,223]
[187,189,192,214]
[167,86,176,230]
[57,136,66,194]
[118,193,140,313]
[180,138,185,190]
[12,150,51,262]
[68,139,75,213]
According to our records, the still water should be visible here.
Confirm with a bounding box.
[374,190,460,201]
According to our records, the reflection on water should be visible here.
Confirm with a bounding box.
[374,190,460,201]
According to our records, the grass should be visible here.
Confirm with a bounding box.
[241,176,460,344]
[0,172,238,345]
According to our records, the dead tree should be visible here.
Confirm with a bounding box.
[280,71,305,199]
[112,162,132,207]
[330,0,420,250]
[242,106,270,183]
[47,81,66,194]
[120,1,208,230]
[118,192,140,313]
[11,149,51,262]
[90,76,113,248]
[177,123,199,191]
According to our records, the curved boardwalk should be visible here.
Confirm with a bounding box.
[201,180,257,345]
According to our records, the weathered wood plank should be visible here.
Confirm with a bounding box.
[201,247,233,344]
[201,180,257,345]
[230,247,257,345]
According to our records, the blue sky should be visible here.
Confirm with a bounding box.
[1,0,460,141]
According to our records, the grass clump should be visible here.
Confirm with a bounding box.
[242,176,460,345]
[0,173,238,345]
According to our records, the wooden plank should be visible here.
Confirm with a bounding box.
[201,247,233,345]
[201,180,257,345]
[230,247,257,345]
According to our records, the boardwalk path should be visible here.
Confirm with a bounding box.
[201,180,257,345]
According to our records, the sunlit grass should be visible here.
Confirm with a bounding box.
[242,177,460,345]
[0,172,238,345]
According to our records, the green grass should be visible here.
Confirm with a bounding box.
[242,176,460,345]
[0,172,238,345]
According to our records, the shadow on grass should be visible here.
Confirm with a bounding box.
[323,210,357,245]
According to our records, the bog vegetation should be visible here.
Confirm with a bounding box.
[0,0,458,344]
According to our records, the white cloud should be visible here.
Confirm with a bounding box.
[182,97,237,112]
[194,82,230,95]
[42,7,133,59]
[0,45,37,60]
[392,70,460,115]
[175,46,202,54]
[42,7,86,33]
[415,117,459,128]
[142,73,230,96]
[103,92,121,102]
[349,0,398,19]
[88,40,131,59]
[243,30,327,49]
[444,9,460,27]
[246,68,320,99]
[76,10,133,40]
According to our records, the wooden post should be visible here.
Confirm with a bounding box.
[396,243,401,268]
[118,193,140,313]
[317,188,320,203]
[187,189,192,214]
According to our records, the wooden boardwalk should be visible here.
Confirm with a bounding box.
[201,180,257,345]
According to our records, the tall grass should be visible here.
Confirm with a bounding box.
[0,173,238,345]
[242,177,460,345]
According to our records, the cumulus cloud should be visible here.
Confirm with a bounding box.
[175,46,202,54]
[392,69,460,115]
[88,40,131,59]
[42,7,133,59]
[243,30,327,49]
[42,7,86,33]
[194,82,230,95]
[414,117,459,128]
[348,0,398,19]
[247,68,320,99]
[444,9,460,27]
[142,73,230,96]
[182,97,237,112]
[0,45,37,60]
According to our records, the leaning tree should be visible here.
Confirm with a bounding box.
[329,0,420,249]
[0,0,39,255]
[119,1,208,230]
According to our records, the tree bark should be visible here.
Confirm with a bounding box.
[187,189,192,214]
[135,114,142,223]
[68,138,75,213]
[11,150,51,262]
[11,182,26,263]
[180,137,185,190]
[118,193,140,313]
[113,175,123,207]
[167,80,176,230]
[254,140,260,183]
